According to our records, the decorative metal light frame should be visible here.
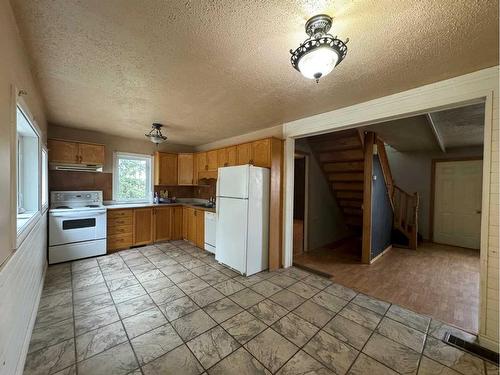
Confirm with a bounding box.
[290,14,348,82]
[145,123,168,144]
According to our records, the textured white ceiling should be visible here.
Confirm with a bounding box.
[10,0,499,145]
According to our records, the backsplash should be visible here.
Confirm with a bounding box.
[154,179,217,200]
[49,171,113,200]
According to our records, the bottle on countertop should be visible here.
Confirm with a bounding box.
[154,192,159,204]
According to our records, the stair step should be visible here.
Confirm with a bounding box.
[339,200,362,208]
[328,172,364,182]
[323,161,364,173]
[332,182,364,191]
[343,207,362,216]
[319,149,364,163]
[309,136,361,152]
[345,215,362,226]
[336,191,364,200]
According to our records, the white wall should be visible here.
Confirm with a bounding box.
[295,139,351,250]
[386,145,484,240]
[0,0,48,373]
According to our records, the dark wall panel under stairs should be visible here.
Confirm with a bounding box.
[371,155,393,258]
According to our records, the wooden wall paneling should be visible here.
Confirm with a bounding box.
[133,208,154,245]
[269,138,284,270]
[362,132,375,264]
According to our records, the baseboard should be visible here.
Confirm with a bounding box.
[370,245,392,264]
[15,263,47,375]
[479,334,500,353]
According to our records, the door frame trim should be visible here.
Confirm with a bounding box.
[429,157,483,243]
[282,66,497,348]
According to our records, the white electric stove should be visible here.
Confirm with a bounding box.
[48,191,107,264]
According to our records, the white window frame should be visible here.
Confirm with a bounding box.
[41,146,49,212]
[13,93,42,249]
[112,151,153,203]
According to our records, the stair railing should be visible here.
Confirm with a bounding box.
[392,186,419,249]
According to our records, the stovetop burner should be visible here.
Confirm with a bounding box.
[86,205,100,208]
[55,205,72,209]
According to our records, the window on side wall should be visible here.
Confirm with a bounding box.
[41,147,48,210]
[16,104,40,232]
[113,152,152,202]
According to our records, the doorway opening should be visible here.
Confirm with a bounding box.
[293,153,307,257]
[291,101,485,334]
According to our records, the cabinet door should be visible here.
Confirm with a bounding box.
[207,150,218,171]
[178,154,194,185]
[172,206,183,240]
[251,139,271,167]
[182,207,189,240]
[195,210,205,249]
[78,143,105,165]
[48,139,79,164]
[237,143,252,165]
[217,148,228,168]
[226,146,237,166]
[154,207,172,242]
[187,208,197,244]
[197,152,207,171]
[134,208,153,245]
[155,152,178,185]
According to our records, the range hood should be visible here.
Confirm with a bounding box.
[50,163,103,172]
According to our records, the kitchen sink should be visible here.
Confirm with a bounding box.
[192,203,215,208]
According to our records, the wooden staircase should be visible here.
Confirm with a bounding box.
[308,129,420,255]
[308,129,365,229]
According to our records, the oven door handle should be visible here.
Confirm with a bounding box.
[50,210,107,218]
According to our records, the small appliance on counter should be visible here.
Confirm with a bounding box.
[215,165,269,276]
[48,191,107,264]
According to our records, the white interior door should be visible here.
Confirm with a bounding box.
[434,160,483,249]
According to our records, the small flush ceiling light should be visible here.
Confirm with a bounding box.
[290,14,348,83]
[145,123,167,144]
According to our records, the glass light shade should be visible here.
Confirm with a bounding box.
[297,46,339,80]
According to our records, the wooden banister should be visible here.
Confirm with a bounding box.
[392,185,419,249]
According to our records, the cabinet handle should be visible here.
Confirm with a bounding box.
[205,165,208,170]
[250,159,254,164]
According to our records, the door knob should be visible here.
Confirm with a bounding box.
[476,210,482,214]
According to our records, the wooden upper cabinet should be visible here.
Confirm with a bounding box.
[217,148,228,168]
[78,143,105,165]
[207,150,218,170]
[154,152,178,185]
[154,206,172,242]
[226,146,237,166]
[251,139,271,168]
[48,139,105,165]
[48,139,79,163]
[195,209,205,248]
[237,143,252,165]
[197,152,207,171]
[134,208,153,245]
[178,153,195,185]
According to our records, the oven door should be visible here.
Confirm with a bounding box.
[49,209,107,246]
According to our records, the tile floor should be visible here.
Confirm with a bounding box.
[24,241,498,375]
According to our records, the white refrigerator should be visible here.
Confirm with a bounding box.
[216,165,270,276]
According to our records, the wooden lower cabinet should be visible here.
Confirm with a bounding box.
[134,208,154,246]
[195,210,205,249]
[107,205,205,253]
[154,206,172,242]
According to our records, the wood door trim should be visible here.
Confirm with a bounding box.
[361,132,374,264]
[429,157,483,242]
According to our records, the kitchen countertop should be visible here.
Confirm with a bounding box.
[104,202,216,213]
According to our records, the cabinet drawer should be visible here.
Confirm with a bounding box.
[107,224,133,236]
[107,233,133,249]
[108,209,133,219]
[108,216,133,227]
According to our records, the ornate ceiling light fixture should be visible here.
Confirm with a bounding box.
[145,123,167,144]
[290,14,348,83]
